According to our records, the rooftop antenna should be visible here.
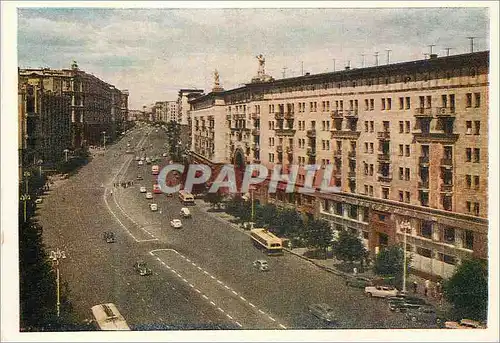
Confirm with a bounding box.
[282,66,288,78]
[467,37,476,53]
[361,54,366,68]
[444,47,452,56]
[374,52,379,66]
[386,49,392,64]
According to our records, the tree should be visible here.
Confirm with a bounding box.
[254,203,277,228]
[373,245,411,288]
[303,219,333,259]
[443,258,488,321]
[205,190,224,210]
[332,230,367,264]
[271,208,304,238]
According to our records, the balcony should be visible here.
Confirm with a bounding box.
[418,181,430,190]
[377,153,390,162]
[285,111,294,119]
[344,109,359,118]
[413,132,459,144]
[414,107,433,118]
[440,183,453,193]
[275,128,296,136]
[306,129,317,138]
[226,114,231,120]
[253,159,261,164]
[377,131,391,140]
[333,150,342,159]
[331,110,343,119]
[276,145,283,153]
[419,156,430,165]
[252,143,260,151]
[251,113,260,120]
[435,107,456,117]
[275,112,284,120]
[440,158,453,168]
[251,128,260,136]
[330,130,361,139]
[307,147,316,157]
[348,151,356,160]
[286,146,294,154]
[378,175,392,183]
[348,171,356,179]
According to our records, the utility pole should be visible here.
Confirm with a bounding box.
[50,248,67,317]
[467,37,476,53]
[445,47,452,56]
[386,49,392,64]
[374,52,379,66]
[282,66,288,79]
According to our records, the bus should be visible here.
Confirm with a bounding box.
[151,165,159,175]
[250,228,283,255]
[178,189,195,205]
[91,303,131,331]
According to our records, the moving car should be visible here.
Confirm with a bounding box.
[153,184,162,194]
[444,319,485,329]
[388,295,428,312]
[35,198,43,204]
[135,156,141,161]
[180,207,191,218]
[139,186,147,193]
[103,231,116,243]
[145,192,153,199]
[345,276,372,288]
[170,219,182,229]
[138,160,144,166]
[136,175,143,181]
[308,303,336,323]
[364,285,399,298]
[150,203,158,211]
[162,153,168,157]
[134,261,152,276]
[252,259,269,271]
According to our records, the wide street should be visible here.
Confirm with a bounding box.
[37,125,420,330]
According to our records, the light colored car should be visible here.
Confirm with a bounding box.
[134,261,152,276]
[364,285,399,298]
[150,203,158,211]
[138,160,144,166]
[252,259,269,271]
[162,153,168,157]
[140,157,145,161]
[180,207,191,218]
[308,303,336,323]
[139,186,147,193]
[135,156,140,161]
[145,192,153,199]
[444,319,485,329]
[35,198,43,204]
[170,219,182,229]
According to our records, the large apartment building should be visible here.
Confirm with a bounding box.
[19,61,129,149]
[188,51,489,279]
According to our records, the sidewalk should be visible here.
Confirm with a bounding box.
[198,199,449,311]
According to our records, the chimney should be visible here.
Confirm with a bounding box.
[429,53,438,59]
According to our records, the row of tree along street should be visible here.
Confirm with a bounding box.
[204,193,488,323]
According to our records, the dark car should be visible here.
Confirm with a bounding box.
[308,303,337,323]
[405,305,445,326]
[103,231,115,243]
[136,175,143,180]
[345,276,373,288]
[134,261,152,276]
[388,295,428,312]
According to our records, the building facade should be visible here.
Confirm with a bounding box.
[188,51,489,279]
[19,61,129,148]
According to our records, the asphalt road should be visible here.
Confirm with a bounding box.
[36,124,426,331]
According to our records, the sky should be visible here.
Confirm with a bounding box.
[16,4,490,110]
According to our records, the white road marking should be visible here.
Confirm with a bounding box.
[210,275,215,280]
[226,314,233,320]
[232,290,238,295]
[239,296,246,302]
[186,258,191,262]
[195,289,201,294]
[268,316,276,322]
[258,309,265,315]
[210,301,216,306]
[279,324,287,329]
[197,266,202,270]
[203,270,209,275]
[181,278,188,283]
[224,285,230,289]
[217,307,224,313]
[191,262,197,266]
[249,303,256,308]
[235,321,242,328]
[217,280,223,284]
[202,295,208,300]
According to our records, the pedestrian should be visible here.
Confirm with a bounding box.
[424,279,430,297]
[353,267,358,276]
[412,281,418,294]
[436,281,442,298]
[110,190,113,196]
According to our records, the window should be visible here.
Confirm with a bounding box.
[369,186,374,196]
[419,96,425,109]
[405,168,410,181]
[387,98,392,110]
[474,176,480,190]
[365,121,369,132]
[399,144,404,156]
[364,142,369,153]
[399,121,404,133]
[466,201,471,213]
[466,148,472,162]
[473,148,480,163]
[364,185,369,194]
[466,174,472,189]
[441,94,447,108]
[443,227,455,243]
[405,97,411,109]
[349,205,358,219]
[269,153,274,162]
[405,191,410,203]
[381,98,386,110]
[370,99,374,111]
[474,121,480,135]
[382,187,389,199]
[420,221,433,239]
[335,202,343,215]
[464,230,474,250]
[466,121,472,134]
[398,191,404,202]
[369,164,374,176]
[426,95,432,108]
[399,97,404,110]
[399,167,404,180]
[378,214,386,222]
[474,93,481,107]
[417,247,432,258]
[437,253,457,265]
[466,93,472,108]
[405,145,410,157]
[473,202,480,216]
[405,121,411,133]
[370,143,374,154]
[364,99,369,111]
[370,121,374,132]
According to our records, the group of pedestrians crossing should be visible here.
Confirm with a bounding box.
[112,181,134,188]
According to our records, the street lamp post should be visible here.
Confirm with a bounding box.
[20,194,31,222]
[102,131,107,150]
[50,248,67,317]
[37,159,43,178]
[401,220,411,293]
[63,149,69,162]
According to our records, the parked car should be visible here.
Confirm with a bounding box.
[140,186,147,193]
[252,260,269,271]
[138,160,144,166]
[35,198,43,204]
[134,261,152,276]
[444,319,485,329]
[150,203,158,211]
[364,285,399,298]
[136,175,143,181]
[135,156,141,161]
[103,231,115,243]
[405,305,444,326]
[145,192,153,199]
[180,207,191,218]
[388,295,428,312]
[170,219,182,229]
[308,303,337,323]
[345,276,372,288]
